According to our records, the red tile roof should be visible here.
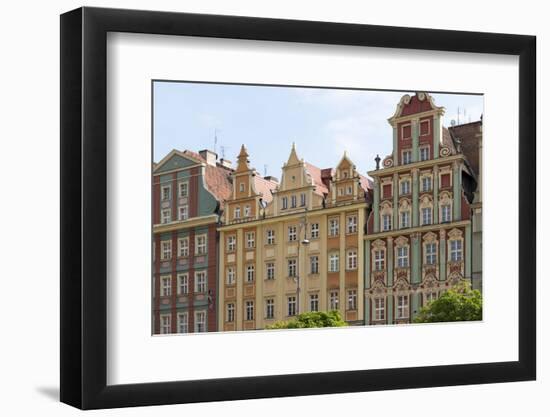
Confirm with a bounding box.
[253,175,278,203]
[448,121,482,177]
[304,162,329,196]
[204,164,233,208]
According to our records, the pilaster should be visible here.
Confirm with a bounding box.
[433,114,441,159]
[373,177,380,232]
[387,236,394,287]
[433,165,439,224]
[439,229,447,281]
[412,119,420,162]
[411,232,421,284]
[453,161,462,221]
[412,169,419,227]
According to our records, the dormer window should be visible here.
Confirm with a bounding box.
[239,182,245,192]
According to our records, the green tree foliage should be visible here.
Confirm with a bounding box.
[413,281,482,323]
[265,310,348,329]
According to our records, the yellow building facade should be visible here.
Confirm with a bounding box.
[218,144,372,331]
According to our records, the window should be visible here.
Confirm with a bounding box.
[266,263,275,280]
[179,182,188,197]
[246,232,255,248]
[397,295,409,319]
[177,312,188,333]
[309,294,319,312]
[420,147,430,161]
[161,276,171,296]
[246,264,255,282]
[239,182,245,192]
[397,246,409,268]
[339,188,344,196]
[195,271,207,293]
[178,205,188,221]
[160,314,171,334]
[178,237,189,257]
[347,249,358,270]
[310,223,319,239]
[400,211,410,228]
[226,267,235,285]
[382,214,392,231]
[441,204,452,222]
[402,150,412,165]
[287,296,297,316]
[161,209,171,224]
[425,243,437,265]
[282,196,288,209]
[226,303,235,322]
[347,215,358,233]
[425,292,438,304]
[329,253,339,272]
[195,234,207,255]
[300,193,306,206]
[161,240,172,260]
[234,206,241,219]
[400,180,410,195]
[161,185,171,201]
[266,229,275,245]
[329,291,339,310]
[288,225,297,241]
[227,235,236,252]
[244,205,251,217]
[374,298,385,321]
[177,273,189,294]
[291,195,297,208]
[288,258,297,277]
[195,311,206,332]
[347,186,353,195]
[450,239,463,261]
[265,298,275,319]
[245,301,254,321]
[347,290,357,310]
[374,250,385,271]
[422,176,432,192]
[310,256,319,274]
[329,218,339,236]
[421,207,432,225]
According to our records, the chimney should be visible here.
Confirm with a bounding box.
[199,149,217,166]
[219,158,232,169]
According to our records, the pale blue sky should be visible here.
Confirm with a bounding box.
[153,81,483,177]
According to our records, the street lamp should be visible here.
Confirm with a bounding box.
[295,209,309,316]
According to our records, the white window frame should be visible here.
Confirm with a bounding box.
[246,231,255,248]
[288,258,297,277]
[246,264,255,282]
[329,252,339,272]
[239,182,245,192]
[265,298,275,319]
[178,237,189,257]
[244,204,251,217]
[178,181,189,198]
[178,205,188,221]
[300,193,306,206]
[397,246,409,268]
[421,207,432,225]
[397,295,409,319]
[374,249,385,271]
[195,234,207,255]
[347,249,358,270]
[347,289,357,310]
[450,239,463,262]
[310,255,319,274]
[227,235,236,252]
[419,146,430,161]
[402,150,412,165]
[195,310,207,332]
[422,176,433,192]
[282,196,288,209]
[374,297,386,321]
[161,185,171,201]
[310,223,319,239]
[266,229,275,245]
[160,314,171,334]
[266,263,275,280]
[226,267,235,285]
[288,225,297,241]
[309,294,319,312]
[382,214,392,231]
[226,303,235,322]
[234,206,241,219]
[287,296,297,316]
[291,195,297,208]
[400,179,410,195]
[329,291,339,310]
[161,209,171,224]
[177,273,189,295]
[245,300,254,321]
[161,275,171,297]
[195,271,207,293]
[441,204,452,223]
[161,240,172,260]
[425,242,437,265]
[400,210,410,228]
[329,218,339,236]
[346,215,358,234]
[177,312,188,333]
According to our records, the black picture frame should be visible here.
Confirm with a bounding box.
[60,6,536,410]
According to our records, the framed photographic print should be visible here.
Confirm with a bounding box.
[60,6,536,410]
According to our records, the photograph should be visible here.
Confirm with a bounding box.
[151,83,483,334]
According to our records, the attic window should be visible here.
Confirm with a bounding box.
[239,183,245,192]
[343,171,348,178]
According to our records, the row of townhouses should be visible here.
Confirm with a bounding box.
[152,92,483,334]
